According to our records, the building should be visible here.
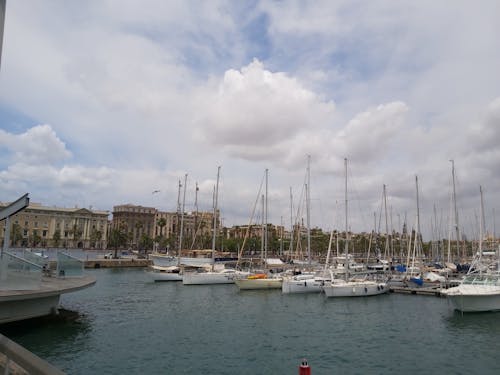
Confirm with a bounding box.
[111,203,219,252]
[0,202,109,249]
[111,204,157,250]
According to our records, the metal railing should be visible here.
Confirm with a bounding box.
[0,333,65,375]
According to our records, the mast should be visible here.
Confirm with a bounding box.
[289,187,294,257]
[306,155,311,266]
[265,168,268,263]
[261,194,264,265]
[211,166,221,269]
[450,160,461,260]
[344,158,348,281]
[178,174,187,264]
[415,175,421,259]
[479,185,484,264]
[193,181,199,248]
[176,179,182,253]
[383,184,389,260]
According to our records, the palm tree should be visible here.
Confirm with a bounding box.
[108,226,128,259]
[53,229,61,248]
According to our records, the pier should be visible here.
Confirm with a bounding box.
[84,259,151,268]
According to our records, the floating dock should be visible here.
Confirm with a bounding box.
[84,259,151,268]
[390,286,444,297]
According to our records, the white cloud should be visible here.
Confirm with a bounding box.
[195,59,335,161]
[0,124,71,164]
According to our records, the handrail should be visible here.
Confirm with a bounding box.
[0,333,65,375]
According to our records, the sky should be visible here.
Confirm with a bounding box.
[1,0,500,241]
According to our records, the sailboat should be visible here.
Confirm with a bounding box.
[441,186,500,312]
[323,158,389,298]
[235,169,283,290]
[183,167,249,285]
[147,174,188,282]
[282,156,332,294]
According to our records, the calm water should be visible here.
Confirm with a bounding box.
[2,268,499,375]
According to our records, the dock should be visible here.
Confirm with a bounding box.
[84,259,151,268]
[390,286,444,297]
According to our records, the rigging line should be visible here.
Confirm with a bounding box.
[237,170,266,265]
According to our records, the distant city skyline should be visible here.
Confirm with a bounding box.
[1,1,500,241]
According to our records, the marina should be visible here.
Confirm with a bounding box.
[1,267,499,375]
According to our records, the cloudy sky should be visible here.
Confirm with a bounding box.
[1,0,500,241]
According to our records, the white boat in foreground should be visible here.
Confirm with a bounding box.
[235,274,283,290]
[281,273,329,294]
[323,279,389,297]
[441,273,500,312]
[182,268,250,285]
[441,186,500,312]
[147,265,183,282]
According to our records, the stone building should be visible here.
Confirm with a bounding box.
[111,204,218,251]
[0,202,109,249]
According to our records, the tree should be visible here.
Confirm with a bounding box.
[10,223,23,246]
[139,234,154,253]
[53,229,61,248]
[90,228,102,249]
[70,223,83,248]
[108,227,128,258]
[32,231,42,247]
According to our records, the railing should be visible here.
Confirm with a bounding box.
[56,252,83,278]
[0,333,65,375]
[0,252,42,291]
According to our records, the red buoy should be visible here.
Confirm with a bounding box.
[299,358,311,375]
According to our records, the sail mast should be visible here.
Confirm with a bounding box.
[344,158,348,281]
[211,166,221,269]
[450,160,461,260]
[306,155,311,266]
[265,168,268,264]
[178,173,187,265]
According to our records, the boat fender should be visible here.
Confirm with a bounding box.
[377,285,380,291]
[304,281,307,287]
[364,287,367,293]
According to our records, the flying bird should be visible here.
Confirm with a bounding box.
[152,190,160,194]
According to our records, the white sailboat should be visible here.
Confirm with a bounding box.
[183,167,249,285]
[147,265,183,282]
[442,186,500,312]
[235,169,283,290]
[323,158,389,298]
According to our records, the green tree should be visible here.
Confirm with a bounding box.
[139,234,154,253]
[53,229,61,248]
[32,231,42,247]
[70,223,83,248]
[90,228,102,249]
[108,227,128,258]
[11,223,23,246]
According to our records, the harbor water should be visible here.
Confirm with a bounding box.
[1,268,499,375]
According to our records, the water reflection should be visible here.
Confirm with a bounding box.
[445,310,500,332]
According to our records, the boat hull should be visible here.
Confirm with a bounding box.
[281,277,327,294]
[442,285,500,312]
[235,278,283,290]
[147,266,183,282]
[323,281,389,297]
[182,270,249,285]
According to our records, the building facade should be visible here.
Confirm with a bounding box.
[0,202,109,249]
